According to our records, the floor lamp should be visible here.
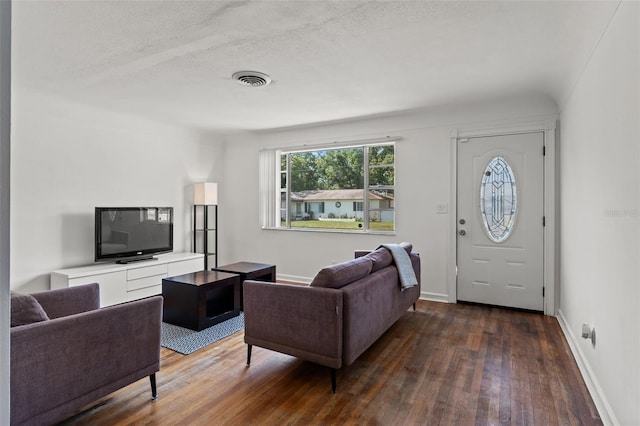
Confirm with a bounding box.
[193,182,218,270]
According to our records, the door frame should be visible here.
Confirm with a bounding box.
[448,120,558,315]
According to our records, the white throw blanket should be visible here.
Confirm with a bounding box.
[378,243,418,291]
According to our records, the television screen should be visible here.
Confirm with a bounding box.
[95,207,173,263]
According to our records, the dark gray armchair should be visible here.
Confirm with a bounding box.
[10,283,162,425]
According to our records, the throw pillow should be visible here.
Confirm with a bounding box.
[10,292,50,327]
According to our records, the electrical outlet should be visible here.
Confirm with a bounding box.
[581,324,591,339]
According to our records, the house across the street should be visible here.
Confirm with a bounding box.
[285,189,394,222]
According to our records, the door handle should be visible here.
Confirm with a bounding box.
[459,230,466,236]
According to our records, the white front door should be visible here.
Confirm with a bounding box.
[457,132,544,311]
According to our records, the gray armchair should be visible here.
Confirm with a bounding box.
[10,283,162,425]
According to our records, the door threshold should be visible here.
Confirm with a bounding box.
[457,300,543,315]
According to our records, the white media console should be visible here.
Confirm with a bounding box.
[51,252,204,307]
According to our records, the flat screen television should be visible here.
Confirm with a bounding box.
[95,207,174,263]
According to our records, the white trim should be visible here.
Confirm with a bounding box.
[448,129,458,303]
[276,136,400,154]
[421,291,449,303]
[0,1,10,423]
[557,310,617,426]
[448,119,558,315]
[455,120,556,139]
[543,121,557,315]
[261,226,396,236]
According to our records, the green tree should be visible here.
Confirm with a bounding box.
[368,145,394,187]
[290,152,320,192]
[316,148,364,189]
[287,145,393,192]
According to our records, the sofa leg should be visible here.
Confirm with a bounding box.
[247,344,252,366]
[330,369,337,394]
[150,374,158,400]
[413,302,416,311]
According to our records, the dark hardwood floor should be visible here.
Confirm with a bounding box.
[60,300,601,425]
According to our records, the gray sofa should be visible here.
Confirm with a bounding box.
[10,283,162,425]
[243,244,420,392]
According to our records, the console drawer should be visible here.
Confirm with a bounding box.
[127,264,167,281]
[127,283,162,299]
[127,274,167,292]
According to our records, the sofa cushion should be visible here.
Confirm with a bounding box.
[11,292,50,327]
[310,257,374,289]
[366,242,413,273]
[364,248,393,272]
[399,242,413,254]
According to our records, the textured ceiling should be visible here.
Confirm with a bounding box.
[12,1,619,132]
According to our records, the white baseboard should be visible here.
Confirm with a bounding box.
[556,309,618,426]
[420,291,449,303]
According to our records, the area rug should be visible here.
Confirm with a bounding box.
[161,313,244,355]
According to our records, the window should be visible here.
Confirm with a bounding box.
[480,156,517,242]
[260,140,396,233]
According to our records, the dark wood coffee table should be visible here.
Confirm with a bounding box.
[211,262,276,309]
[162,270,241,331]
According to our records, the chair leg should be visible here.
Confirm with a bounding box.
[247,344,252,366]
[150,374,158,400]
[330,369,337,394]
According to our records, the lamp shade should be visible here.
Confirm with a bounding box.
[193,182,218,205]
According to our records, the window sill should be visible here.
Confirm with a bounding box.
[261,226,396,236]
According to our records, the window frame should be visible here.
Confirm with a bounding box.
[267,139,396,234]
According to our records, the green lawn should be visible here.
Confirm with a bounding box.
[282,220,394,231]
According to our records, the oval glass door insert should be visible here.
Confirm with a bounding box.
[480,156,517,242]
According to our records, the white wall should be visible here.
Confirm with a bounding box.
[222,94,557,300]
[0,1,10,422]
[558,2,639,424]
[10,89,225,292]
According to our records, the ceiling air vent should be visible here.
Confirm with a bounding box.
[232,71,272,87]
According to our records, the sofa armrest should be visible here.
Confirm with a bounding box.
[31,283,100,319]
[341,253,421,366]
[10,295,162,425]
[243,281,344,369]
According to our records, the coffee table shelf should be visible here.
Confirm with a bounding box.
[162,270,241,331]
